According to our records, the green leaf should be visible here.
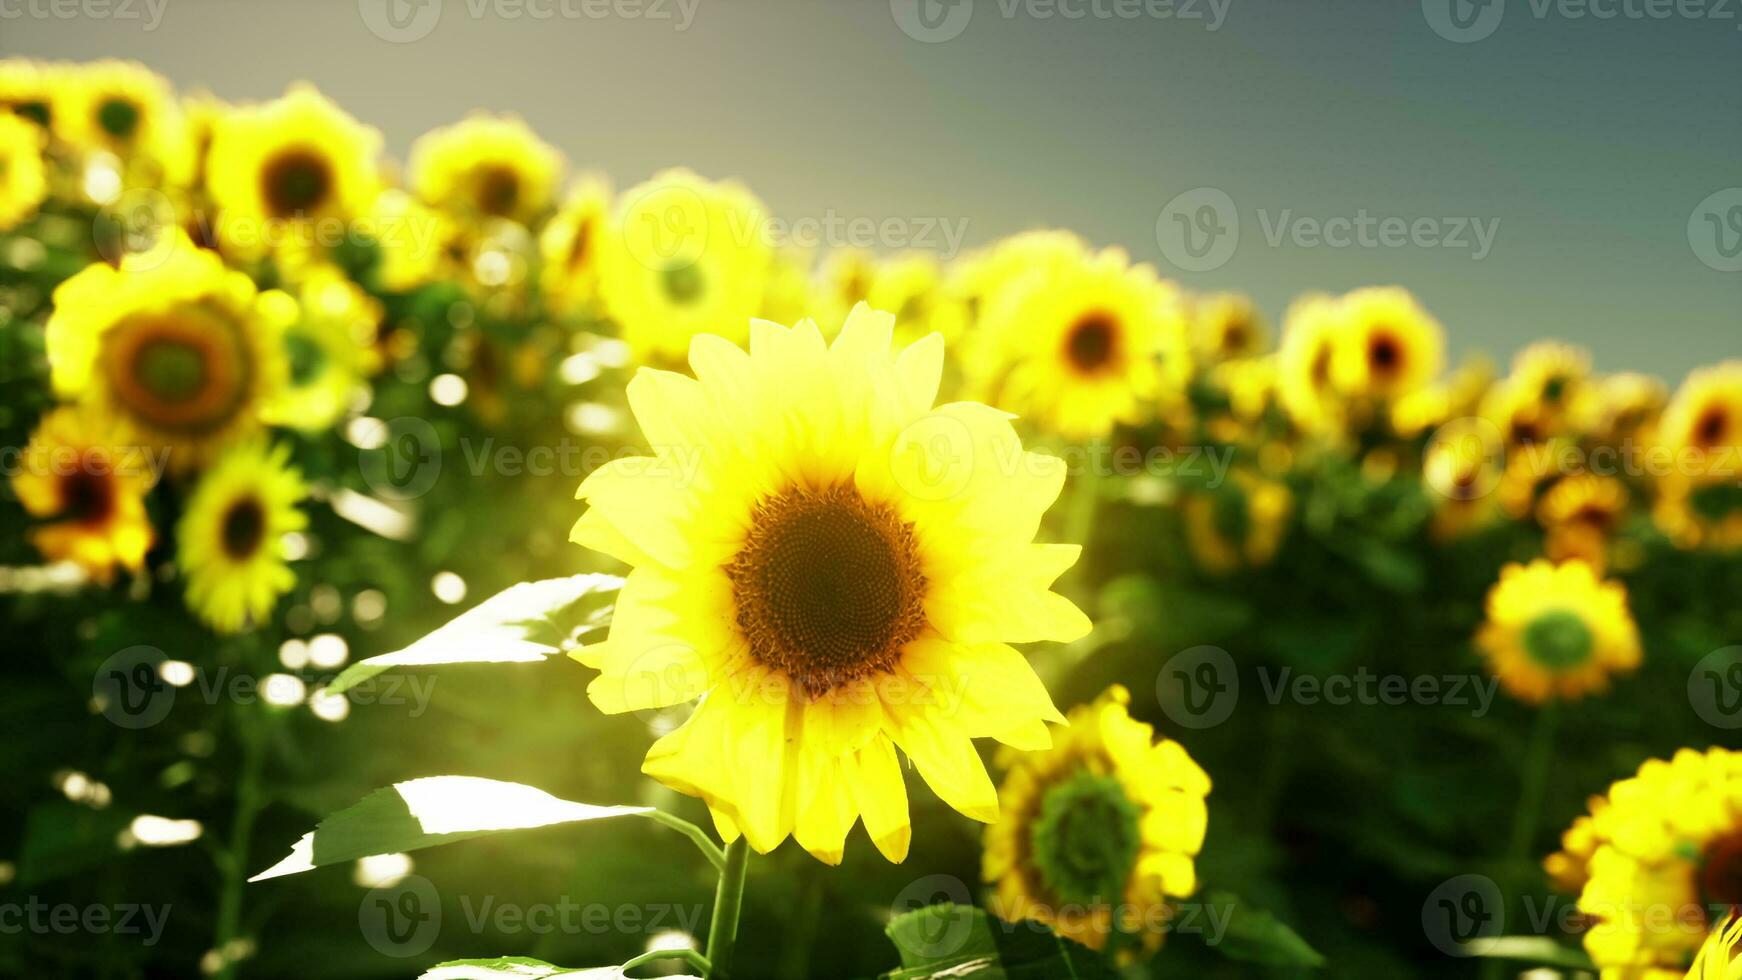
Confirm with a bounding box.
[250,776,649,881]
[1186,891,1324,969]
[418,957,625,979]
[325,574,621,696]
[1468,936,1596,970]
[882,904,1117,979]
[886,904,998,970]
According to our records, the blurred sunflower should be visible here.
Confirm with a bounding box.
[538,175,612,317]
[1579,371,1667,449]
[983,685,1209,959]
[206,84,382,261]
[1423,416,1503,540]
[571,306,1090,864]
[1688,916,1742,980]
[758,246,816,328]
[364,188,459,294]
[45,232,288,470]
[1181,472,1292,575]
[9,408,155,584]
[1555,748,1742,975]
[817,251,964,347]
[1507,340,1592,437]
[1474,559,1641,704]
[51,59,189,184]
[177,440,307,634]
[0,59,56,128]
[596,168,773,366]
[966,244,1189,440]
[1659,362,1742,485]
[408,113,562,228]
[1329,286,1444,404]
[1191,292,1266,362]
[815,247,877,330]
[1393,354,1496,440]
[0,113,48,230]
[948,229,1085,321]
[1276,292,1345,437]
[1538,474,1631,572]
[262,267,379,431]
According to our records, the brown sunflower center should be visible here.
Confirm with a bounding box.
[1065,313,1119,375]
[261,148,334,218]
[1701,831,1742,917]
[105,307,251,436]
[1694,406,1729,449]
[1368,331,1402,379]
[476,166,520,218]
[726,484,926,697]
[59,465,117,527]
[567,218,592,271]
[220,496,267,561]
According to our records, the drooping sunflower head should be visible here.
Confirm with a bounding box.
[262,265,379,431]
[596,168,774,366]
[1659,361,1742,485]
[206,84,382,259]
[1474,559,1642,704]
[408,113,563,228]
[1329,286,1444,404]
[1181,471,1293,575]
[9,407,156,584]
[0,112,48,230]
[1276,292,1346,436]
[1538,473,1631,572]
[570,305,1091,864]
[177,440,307,634]
[538,175,614,317]
[983,685,1210,959]
[1191,292,1267,363]
[46,233,288,470]
[968,244,1189,440]
[1561,748,1742,974]
[51,59,190,183]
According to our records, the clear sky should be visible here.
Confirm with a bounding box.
[6,0,1738,380]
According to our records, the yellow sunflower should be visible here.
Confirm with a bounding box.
[570,305,1091,864]
[364,188,459,294]
[595,168,773,366]
[966,244,1189,440]
[1579,371,1667,449]
[205,84,382,261]
[1393,355,1496,440]
[1538,474,1631,572]
[177,440,307,634]
[1276,292,1345,437]
[1329,286,1444,404]
[262,266,379,430]
[408,113,563,228]
[1659,362,1742,485]
[539,175,613,317]
[0,113,48,230]
[1191,292,1267,362]
[817,251,965,348]
[1181,472,1292,575]
[1552,748,1742,975]
[759,246,816,328]
[9,408,155,584]
[815,247,878,331]
[1423,416,1503,541]
[1688,916,1742,980]
[983,685,1209,959]
[46,231,288,470]
[1507,340,1593,437]
[1474,559,1642,704]
[51,59,189,185]
[0,59,57,129]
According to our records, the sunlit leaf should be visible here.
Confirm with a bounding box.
[419,957,630,980]
[883,903,1116,979]
[1468,936,1595,969]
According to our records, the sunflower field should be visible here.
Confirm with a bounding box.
[1,57,1740,980]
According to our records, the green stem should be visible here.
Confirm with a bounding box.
[622,947,710,976]
[214,706,270,980]
[638,810,726,872]
[1061,460,1103,596]
[704,837,750,980]
[1482,702,1559,980]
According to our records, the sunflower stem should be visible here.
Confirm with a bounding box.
[1484,701,1559,980]
[622,946,710,976]
[638,809,727,872]
[704,837,750,980]
[1061,457,1103,597]
[214,699,270,980]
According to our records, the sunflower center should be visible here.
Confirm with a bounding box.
[476,166,520,217]
[661,261,705,306]
[726,484,926,697]
[1368,331,1402,378]
[59,466,117,527]
[134,339,209,404]
[97,97,140,140]
[14,101,50,127]
[1701,832,1742,916]
[284,331,326,387]
[220,496,267,561]
[1694,407,1729,449]
[1029,769,1142,907]
[1542,375,1569,404]
[1065,313,1118,375]
[262,148,334,218]
[1522,609,1594,671]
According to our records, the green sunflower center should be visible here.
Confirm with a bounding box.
[1542,375,1569,404]
[284,331,327,387]
[1521,609,1594,671]
[220,496,267,561]
[1065,313,1118,375]
[1701,832,1742,916]
[97,97,141,140]
[14,102,50,127]
[1030,769,1143,907]
[661,261,705,306]
[1691,483,1742,522]
[727,484,927,697]
[262,148,334,218]
[135,339,209,404]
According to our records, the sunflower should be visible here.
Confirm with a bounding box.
[0,59,57,129]
[408,113,563,228]
[949,229,1086,322]
[1506,341,1593,438]
[1538,474,1631,572]
[1688,916,1742,980]
[1276,292,1345,437]
[205,84,382,261]
[1654,476,1742,553]
[1393,355,1496,440]
[9,408,155,584]
[965,243,1189,440]
[815,247,878,331]
[1423,416,1503,541]
[177,440,307,633]
[0,113,48,230]
[1659,362,1742,485]
[595,168,773,367]
[1550,748,1742,975]
[262,266,379,430]
[816,251,964,348]
[570,305,1091,864]
[1329,286,1444,404]
[539,176,613,317]
[45,231,288,470]
[1191,292,1267,362]
[759,246,816,328]
[983,685,1209,959]
[51,60,189,184]
[1181,472,1292,574]
[364,188,459,294]
[1474,559,1641,704]
[1579,371,1667,450]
